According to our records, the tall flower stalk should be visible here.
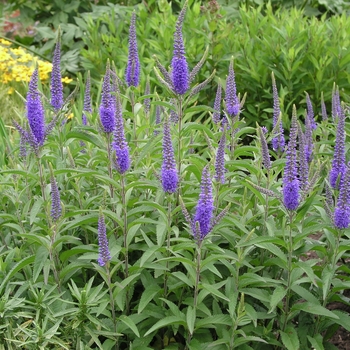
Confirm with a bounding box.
[258,125,271,238]
[126,11,140,144]
[50,32,63,112]
[100,61,117,199]
[271,72,285,152]
[213,81,222,125]
[283,105,299,211]
[96,208,116,335]
[100,60,116,134]
[171,2,189,95]
[329,104,346,189]
[82,71,92,126]
[112,91,131,312]
[315,163,350,335]
[181,165,229,344]
[49,163,62,291]
[281,106,300,332]
[161,117,178,193]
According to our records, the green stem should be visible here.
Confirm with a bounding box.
[314,229,342,335]
[49,225,61,292]
[106,264,117,345]
[130,90,137,146]
[163,196,172,300]
[282,211,294,332]
[106,133,114,200]
[37,155,46,203]
[186,240,202,347]
[177,97,183,178]
[121,174,130,313]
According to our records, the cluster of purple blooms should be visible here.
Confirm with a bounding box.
[17,3,350,268]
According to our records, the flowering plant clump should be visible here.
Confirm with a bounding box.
[2,3,350,350]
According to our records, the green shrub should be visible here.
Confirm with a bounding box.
[75,1,350,130]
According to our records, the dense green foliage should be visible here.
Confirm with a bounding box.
[3,1,350,128]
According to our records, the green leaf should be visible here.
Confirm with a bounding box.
[321,265,335,302]
[171,271,193,287]
[254,243,287,265]
[307,334,324,350]
[138,285,161,314]
[0,255,35,295]
[119,315,140,338]
[332,310,350,332]
[140,245,159,268]
[291,285,319,305]
[33,246,49,283]
[292,302,339,319]
[195,314,231,328]
[144,316,186,336]
[202,283,230,302]
[280,327,300,350]
[269,286,287,313]
[186,306,196,335]
[30,198,43,225]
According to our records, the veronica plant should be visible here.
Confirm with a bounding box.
[180,164,229,344]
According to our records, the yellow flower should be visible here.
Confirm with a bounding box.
[61,77,73,84]
[66,113,74,120]
[0,39,12,46]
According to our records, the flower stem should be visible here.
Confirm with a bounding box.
[186,240,202,347]
[121,173,130,313]
[282,211,294,331]
[163,195,173,300]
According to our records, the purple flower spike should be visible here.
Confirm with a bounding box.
[225,59,240,117]
[332,84,341,121]
[283,106,299,210]
[271,72,285,152]
[161,118,178,193]
[50,173,62,222]
[126,12,140,87]
[305,92,317,130]
[50,39,63,111]
[259,126,271,170]
[297,124,309,192]
[213,83,222,124]
[304,110,313,163]
[171,4,189,95]
[321,91,327,121]
[330,105,346,189]
[27,68,45,147]
[100,61,116,133]
[97,209,111,267]
[334,163,350,229]
[82,71,92,126]
[193,165,214,239]
[215,131,226,183]
[154,105,162,136]
[112,93,130,174]
[144,79,151,114]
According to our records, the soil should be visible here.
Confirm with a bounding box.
[330,327,350,350]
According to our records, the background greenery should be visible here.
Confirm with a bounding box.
[1,0,350,129]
